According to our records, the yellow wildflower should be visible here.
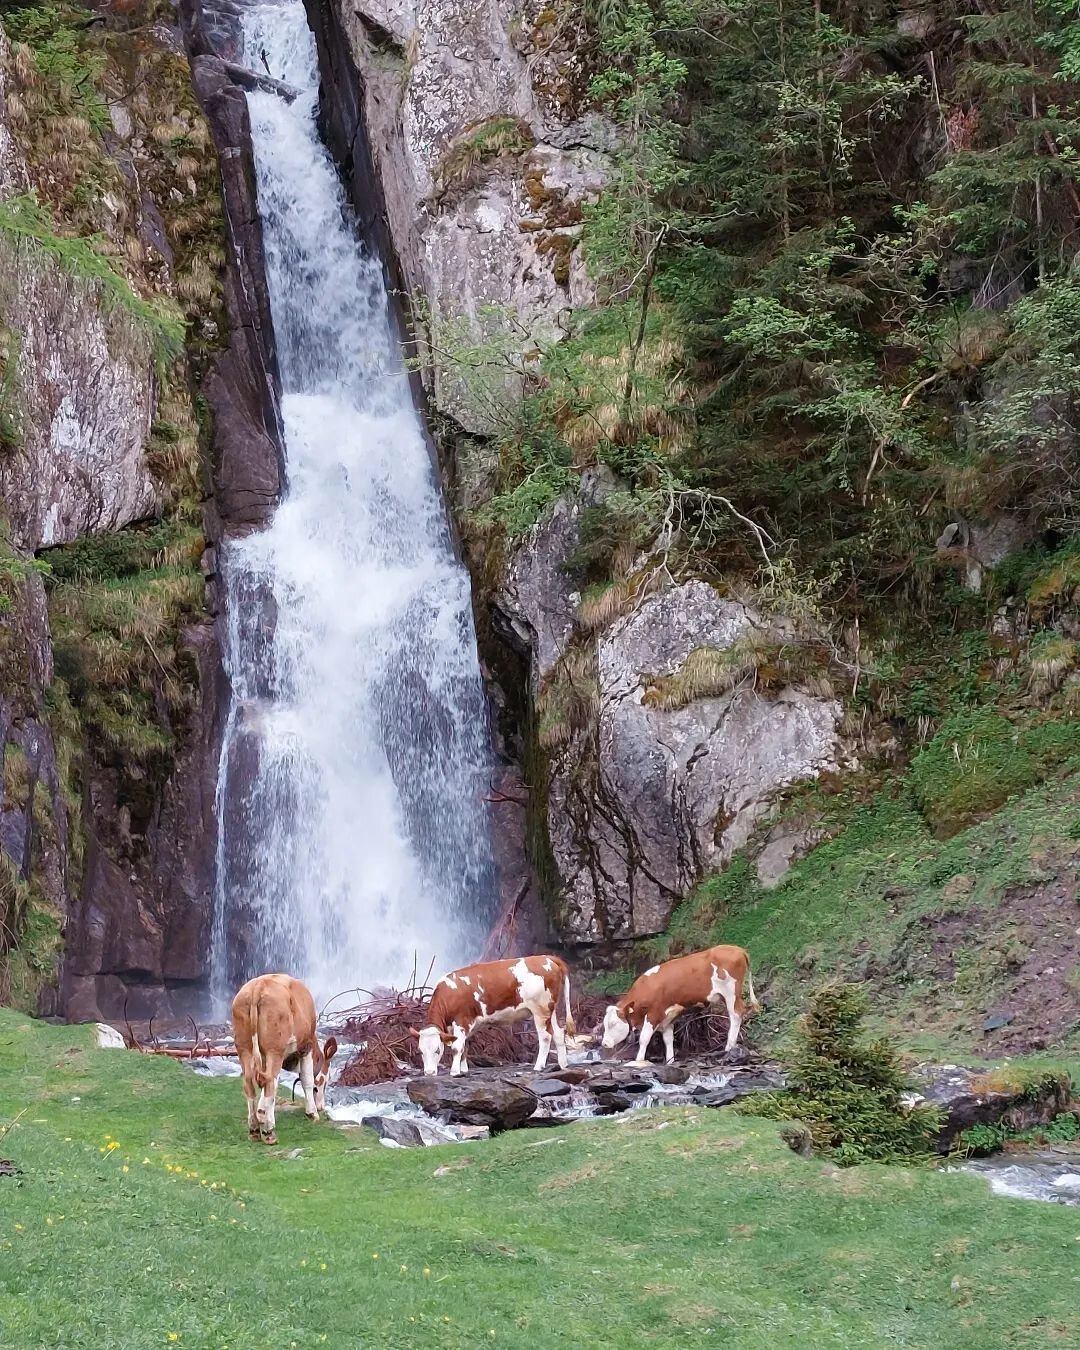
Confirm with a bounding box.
[122,1166,130,1174]
[423,1268,431,1277]
[320,1263,327,1272]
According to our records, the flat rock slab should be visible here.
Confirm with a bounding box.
[530,1078,574,1098]
[360,1115,464,1148]
[407,1077,539,1132]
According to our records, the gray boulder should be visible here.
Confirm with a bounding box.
[407,1076,539,1131]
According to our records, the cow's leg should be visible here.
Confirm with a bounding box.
[661,1021,676,1065]
[551,1008,568,1070]
[299,1050,318,1121]
[449,1023,469,1077]
[719,977,744,1053]
[532,1010,554,1070]
[629,1017,655,1066]
[256,1052,283,1144]
[239,1051,259,1138]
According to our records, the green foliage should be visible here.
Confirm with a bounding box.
[436,116,534,197]
[909,709,1080,837]
[0,327,22,453]
[3,1,108,131]
[959,1110,1079,1157]
[46,522,205,769]
[0,881,60,1012]
[745,984,942,1166]
[44,519,202,584]
[0,194,184,364]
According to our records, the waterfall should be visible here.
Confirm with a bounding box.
[210,0,497,1006]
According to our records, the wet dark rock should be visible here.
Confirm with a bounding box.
[588,1073,653,1095]
[650,1065,690,1085]
[62,624,221,1021]
[547,1067,590,1085]
[594,1092,635,1115]
[186,56,283,530]
[697,1087,742,1109]
[407,1076,538,1132]
[529,1078,572,1099]
[722,1045,752,1069]
[913,1064,1073,1153]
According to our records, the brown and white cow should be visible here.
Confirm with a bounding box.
[231,973,338,1144]
[413,955,576,1077]
[600,944,759,1065]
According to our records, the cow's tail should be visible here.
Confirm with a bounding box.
[745,957,761,1012]
[562,967,576,1039]
[250,993,270,1089]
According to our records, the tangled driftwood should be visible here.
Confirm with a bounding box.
[121,1005,238,1059]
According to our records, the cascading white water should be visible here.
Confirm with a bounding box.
[211,0,497,1004]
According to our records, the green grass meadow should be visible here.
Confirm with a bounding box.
[1,1011,1079,1349]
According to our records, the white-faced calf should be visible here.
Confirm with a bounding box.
[413,955,576,1076]
[231,973,338,1144]
[600,944,759,1065]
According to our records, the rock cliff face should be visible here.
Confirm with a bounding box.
[498,524,846,942]
[313,0,851,952]
[308,0,611,434]
[0,3,281,1019]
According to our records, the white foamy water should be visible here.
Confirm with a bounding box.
[211,0,496,1004]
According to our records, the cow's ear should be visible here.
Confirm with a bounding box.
[440,1031,456,1045]
[323,1036,338,1062]
[408,1027,421,1039]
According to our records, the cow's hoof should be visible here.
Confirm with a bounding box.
[248,1127,261,1140]
[305,1111,318,1122]
[260,1131,278,1145]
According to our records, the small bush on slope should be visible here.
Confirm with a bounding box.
[746,983,942,1167]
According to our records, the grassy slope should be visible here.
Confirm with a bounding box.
[656,766,1080,1063]
[2,1013,1080,1349]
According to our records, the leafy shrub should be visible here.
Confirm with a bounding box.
[960,1111,1079,1157]
[743,983,942,1166]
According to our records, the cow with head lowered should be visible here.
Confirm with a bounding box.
[600,944,759,1065]
[231,974,338,1144]
[413,955,576,1076]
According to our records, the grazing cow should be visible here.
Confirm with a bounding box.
[600,944,759,1065]
[231,974,338,1144]
[412,955,576,1077]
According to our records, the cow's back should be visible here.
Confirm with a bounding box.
[232,973,317,1057]
[624,945,749,1020]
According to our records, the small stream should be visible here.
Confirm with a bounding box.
[183,1049,1080,1200]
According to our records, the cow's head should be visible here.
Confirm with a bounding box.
[411,1025,453,1075]
[313,1037,338,1112]
[600,1004,631,1053]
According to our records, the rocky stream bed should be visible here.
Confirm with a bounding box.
[159,1032,1080,1205]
